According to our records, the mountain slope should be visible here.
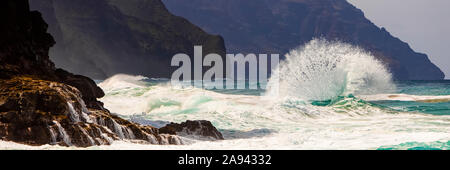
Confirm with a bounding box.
[30,0,226,79]
[162,0,444,80]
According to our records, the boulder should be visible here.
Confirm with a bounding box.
[159,120,224,140]
[55,69,105,110]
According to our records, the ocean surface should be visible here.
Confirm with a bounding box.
[1,39,449,150]
[84,75,448,150]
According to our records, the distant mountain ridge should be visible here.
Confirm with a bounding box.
[30,0,226,79]
[162,0,445,80]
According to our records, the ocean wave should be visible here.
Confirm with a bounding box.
[377,140,450,150]
[359,94,450,103]
[266,38,396,101]
[98,74,149,92]
[92,39,449,150]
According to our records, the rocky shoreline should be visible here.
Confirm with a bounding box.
[0,0,223,147]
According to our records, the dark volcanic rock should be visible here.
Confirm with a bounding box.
[162,0,445,80]
[159,120,224,140]
[0,0,105,111]
[0,1,56,80]
[0,77,181,146]
[0,0,187,147]
[55,69,105,110]
[1,0,223,147]
[30,0,226,79]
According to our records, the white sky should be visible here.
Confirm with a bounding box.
[348,0,450,79]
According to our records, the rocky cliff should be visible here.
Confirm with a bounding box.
[0,0,223,147]
[30,0,226,79]
[162,0,445,80]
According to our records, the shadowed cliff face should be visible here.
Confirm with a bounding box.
[0,0,176,146]
[0,0,223,147]
[29,0,226,79]
[0,0,105,109]
[0,0,56,79]
[162,0,445,80]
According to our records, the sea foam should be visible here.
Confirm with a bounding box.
[86,39,450,150]
[267,38,395,101]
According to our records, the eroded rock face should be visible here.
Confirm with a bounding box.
[159,120,224,140]
[0,77,182,147]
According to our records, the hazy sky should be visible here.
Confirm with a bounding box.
[348,0,450,79]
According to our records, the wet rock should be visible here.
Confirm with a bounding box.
[0,0,183,146]
[0,77,181,147]
[0,0,220,147]
[159,120,224,140]
[55,69,105,110]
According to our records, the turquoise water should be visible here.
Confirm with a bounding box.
[370,80,450,150]
[396,80,450,96]
[205,80,450,115]
[371,100,450,115]
[377,140,450,150]
[98,76,450,150]
[371,81,450,115]
[95,40,449,150]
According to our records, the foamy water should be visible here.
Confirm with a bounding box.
[266,38,395,100]
[2,39,449,150]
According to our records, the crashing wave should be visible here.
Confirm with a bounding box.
[98,74,149,91]
[267,38,395,101]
